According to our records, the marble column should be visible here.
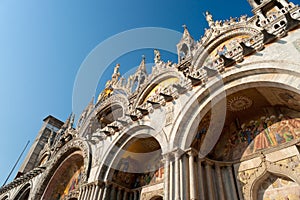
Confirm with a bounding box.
[123,190,128,200]
[89,185,94,200]
[89,184,96,200]
[83,185,89,200]
[111,185,117,200]
[163,154,170,200]
[96,185,104,200]
[169,157,173,200]
[179,155,184,199]
[227,166,238,200]
[129,192,133,200]
[197,160,205,200]
[92,184,98,199]
[79,187,85,200]
[102,184,109,200]
[133,190,137,200]
[188,151,197,200]
[174,151,181,200]
[205,163,215,200]
[116,187,122,200]
[181,154,190,200]
[81,186,87,200]
[216,165,225,200]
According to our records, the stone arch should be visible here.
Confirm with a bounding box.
[134,69,184,107]
[178,42,190,61]
[13,183,30,200]
[95,123,168,182]
[32,138,91,199]
[80,93,129,137]
[170,61,300,156]
[95,94,128,125]
[95,93,129,116]
[192,26,262,68]
[244,161,300,200]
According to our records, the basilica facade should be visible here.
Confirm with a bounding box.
[1,0,300,199]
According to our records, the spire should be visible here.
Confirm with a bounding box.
[182,24,191,38]
[87,96,95,111]
[61,113,72,130]
[180,24,194,43]
[77,97,94,129]
[69,113,75,129]
[177,24,195,62]
[137,55,147,73]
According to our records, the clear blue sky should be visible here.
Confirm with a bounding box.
[0,0,255,185]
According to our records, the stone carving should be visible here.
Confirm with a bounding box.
[154,49,161,64]
[32,139,91,199]
[227,96,253,112]
[165,104,174,126]
[205,11,214,27]
[240,155,300,200]
[111,64,121,85]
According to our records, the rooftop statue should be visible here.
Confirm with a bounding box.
[111,64,121,85]
[154,49,161,64]
[205,11,214,27]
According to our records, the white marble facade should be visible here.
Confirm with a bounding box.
[1,0,300,199]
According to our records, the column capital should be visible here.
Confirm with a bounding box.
[186,148,198,157]
[162,152,172,160]
[172,148,185,159]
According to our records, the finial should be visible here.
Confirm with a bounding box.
[138,55,146,72]
[70,113,75,128]
[62,113,72,130]
[182,24,191,38]
[89,96,95,105]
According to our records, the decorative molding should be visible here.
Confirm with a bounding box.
[239,154,300,200]
[32,138,91,199]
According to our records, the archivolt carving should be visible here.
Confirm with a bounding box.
[242,156,300,200]
[134,68,184,107]
[95,94,129,115]
[193,26,262,68]
[141,189,163,200]
[12,182,31,200]
[32,138,91,199]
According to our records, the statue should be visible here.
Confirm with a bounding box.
[154,49,161,64]
[111,64,120,85]
[230,17,236,24]
[205,11,214,27]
